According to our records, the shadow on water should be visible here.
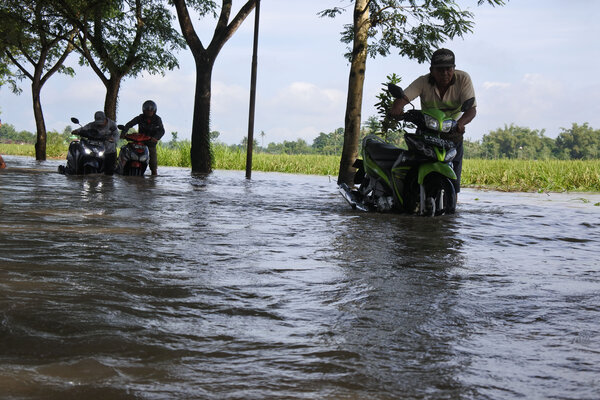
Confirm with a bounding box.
[1,155,599,400]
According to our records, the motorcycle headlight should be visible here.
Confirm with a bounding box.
[441,120,455,133]
[98,151,104,157]
[84,147,92,155]
[424,114,439,131]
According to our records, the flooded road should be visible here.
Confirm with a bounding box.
[1,155,599,400]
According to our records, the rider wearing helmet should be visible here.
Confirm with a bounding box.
[73,111,119,175]
[120,100,165,175]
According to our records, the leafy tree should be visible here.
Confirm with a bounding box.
[264,141,283,154]
[210,130,221,142]
[52,0,186,120]
[463,139,483,158]
[362,115,381,135]
[172,0,258,173]
[0,123,36,143]
[481,124,555,159]
[260,130,266,148]
[555,123,600,160]
[312,128,344,155]
[0,53,20,93]
[241,136,259,150]
[0,0,77,160]
[319,0,506,185]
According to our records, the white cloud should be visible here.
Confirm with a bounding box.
[270,82,344,115]
[482,81,511,90]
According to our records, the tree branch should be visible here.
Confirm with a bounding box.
[172,0,205,56]
[5,50,34,81]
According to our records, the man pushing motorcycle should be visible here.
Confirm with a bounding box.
[120,100,165,176]
[390,48,477,194]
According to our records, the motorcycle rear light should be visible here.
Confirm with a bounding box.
[131,161,141,168]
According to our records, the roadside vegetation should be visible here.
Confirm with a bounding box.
[2,121,599,192]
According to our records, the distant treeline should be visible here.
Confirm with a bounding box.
[2,119,599,160]
[220,119,600,160]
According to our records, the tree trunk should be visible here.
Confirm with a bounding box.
[32,80,47,161]
[191,60,214,173]
[337,0,370,186]
[104,76,121,121]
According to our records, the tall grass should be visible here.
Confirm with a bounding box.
[2,142,599,192]
[0,141,70,159]
[211,145,339,175]
[462,159,600,192]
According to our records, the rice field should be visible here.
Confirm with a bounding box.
[2,143,599,192]
[462,159,600,192]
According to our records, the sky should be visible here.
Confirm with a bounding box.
[1,0,600,146]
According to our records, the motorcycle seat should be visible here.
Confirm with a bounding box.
[364,137,406,169]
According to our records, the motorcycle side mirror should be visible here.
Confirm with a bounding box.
[461,98,475,112]
[71,117,80,124]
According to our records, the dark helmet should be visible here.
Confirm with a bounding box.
[142,100,157,114]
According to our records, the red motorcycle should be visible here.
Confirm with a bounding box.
[116,126,152,176]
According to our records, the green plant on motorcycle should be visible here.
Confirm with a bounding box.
[374,73,405,147]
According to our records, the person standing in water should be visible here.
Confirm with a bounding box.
[120,100,165,176]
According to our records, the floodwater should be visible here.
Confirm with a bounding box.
[1,155,599,400]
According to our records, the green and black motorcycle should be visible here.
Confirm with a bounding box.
[340,83,473,216]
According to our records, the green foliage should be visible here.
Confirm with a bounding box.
[463,159,600,192]
[0,54,20,93]
[555,123,600,160]
[320,0,505,62]
[0,0,76,86]
[312,128,344,155]
[375,73,402,135]
[477,124,556,159]
[0,123,36,143]
[464,123,600,161]
[51,0,186,78]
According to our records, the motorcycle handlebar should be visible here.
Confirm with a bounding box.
[76,129,103,140]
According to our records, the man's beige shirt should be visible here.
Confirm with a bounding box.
[403,69,477,120]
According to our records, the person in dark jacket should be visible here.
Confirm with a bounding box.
[120,100,165,175]
[75,111,119,175]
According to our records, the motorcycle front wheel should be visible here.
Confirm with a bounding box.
[423,174,456,215]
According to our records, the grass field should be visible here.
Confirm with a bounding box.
[2,142,599,192]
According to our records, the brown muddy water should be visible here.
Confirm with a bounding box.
[1,155,599,400]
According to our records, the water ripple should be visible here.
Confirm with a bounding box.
[0,155,599,399]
